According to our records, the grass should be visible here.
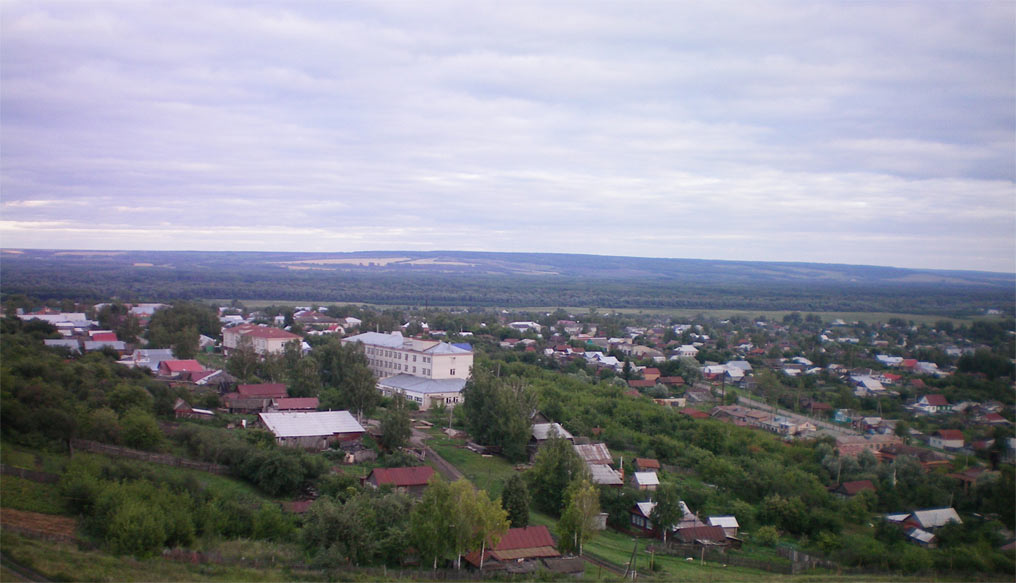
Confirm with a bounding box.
[0,475,65,515]
[0,531,314,582]
[1,442,68,474]
[424,432,519,498]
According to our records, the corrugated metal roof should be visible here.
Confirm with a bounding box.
[588,463,623,485]
[708,515,739,528]
[573,443,612,465]
[378,374,466,395]
[369,466,434,487]
[633,471,659,486]
[238,383,288,397]
[532,423,572,441]
[259,410,364,438]
[495,526,556,550]
[913,507,961,529]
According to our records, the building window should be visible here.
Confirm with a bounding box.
[413,367,417,373]
[413,355,417,362]
[450,369,455,375]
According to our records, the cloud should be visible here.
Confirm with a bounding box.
[1,1,1013,272]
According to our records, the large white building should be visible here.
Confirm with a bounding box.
[342,331,473,381]
[342,331,474,410]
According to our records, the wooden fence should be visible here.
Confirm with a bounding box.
[0,464,60,484]
[69,439,228,475]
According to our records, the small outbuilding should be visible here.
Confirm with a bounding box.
[258,410,365,449]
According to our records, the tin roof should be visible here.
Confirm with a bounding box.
[259,410,364,438]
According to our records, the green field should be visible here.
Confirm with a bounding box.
[423,430,520,498]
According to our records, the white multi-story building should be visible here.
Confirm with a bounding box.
[341,331,474,410]
[342,331,472,380]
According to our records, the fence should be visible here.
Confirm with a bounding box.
[70,439,228,475]
[0,463,60,484]
[653,543,794,574]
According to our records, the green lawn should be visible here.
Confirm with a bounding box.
[424,433,519,498]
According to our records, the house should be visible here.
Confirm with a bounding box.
[157,359,205,378]
[224,383,288,413]
[222,324,301,355]
[258,410,365,449]
[833,480,876,498]
[125,348,175,372]
[631,471,659,491]
[343,331,473,381]
[634,458,661,472]
[173,398,214,420]
[531,423,573,443]
[906,527,937,548]
[835,434,902,457]
[679,408,710,420]
[675,525,728,546]
[915,394,951,414]
[464,525,560,571]
[627,379,656,389]
[674,345,699,358]
[84,340,128,353]
[365,466,435,498]
[929,429,964,450]
[908,507,962,530]
[269,397,319,411]
[376,374,467,410]
[630,500,703,537]
[588,464,623,487]
[573,443,613,466]
[707,515,739,537]
[642,368,661,382]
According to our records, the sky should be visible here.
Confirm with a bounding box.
[1,1,1014,272]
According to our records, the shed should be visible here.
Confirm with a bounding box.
[258,410,365,449]
[631,471,659,491]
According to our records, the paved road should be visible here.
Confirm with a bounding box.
[736,395,860,436]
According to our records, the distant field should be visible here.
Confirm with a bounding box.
[211,300,1003,325]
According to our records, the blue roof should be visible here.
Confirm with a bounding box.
[452,343,472,351]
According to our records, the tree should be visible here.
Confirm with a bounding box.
[226,344,259,382]
[461,365,534,462]
[379,393,412,451]
[527,432,588,514]
[649,483,683,543]
[501,473,531,527]
[340,363,378,422]
[557,479,600,555]
[467,488,510,570]
[411,476,454,570]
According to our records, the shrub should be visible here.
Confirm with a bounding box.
[754,525,779,547]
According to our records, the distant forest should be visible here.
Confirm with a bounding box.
[1,249,1012,315]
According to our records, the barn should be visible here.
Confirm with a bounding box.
[258,410,365,449]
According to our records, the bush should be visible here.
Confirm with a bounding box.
[754,525,779,547]
[119,408,162,450]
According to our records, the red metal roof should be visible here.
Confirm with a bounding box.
[635,457,661,470]
[238,383,288,398]
[922,394,949,406]
[628,379,656,388]
[91,332,118,342]
[369,466,434,487]
[495,525,556,551]
[676,525,726,542]
[274,397,319,410]
[934,429,964,441]
[161,360,205,372]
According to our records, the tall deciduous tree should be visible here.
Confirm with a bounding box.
[557,479,600,555]
[462,365,534,462]
[649,483,683,543]
[380,393,412,451]
[526,432,588,515]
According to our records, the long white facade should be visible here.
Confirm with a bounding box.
[342,331,473,381]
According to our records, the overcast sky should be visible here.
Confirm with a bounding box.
[2,1,1013,272]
